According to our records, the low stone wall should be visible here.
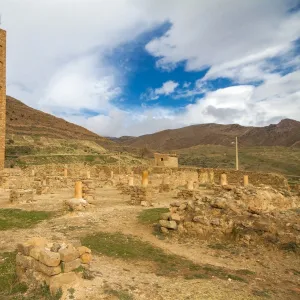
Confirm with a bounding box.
[10,188,34,203]
[16,238,92,295]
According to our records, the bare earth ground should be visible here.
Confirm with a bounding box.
[0,187,299,300]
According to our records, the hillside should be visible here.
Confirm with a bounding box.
[4,96,147,167]
[115,119,300,150]
[6,96,114,148]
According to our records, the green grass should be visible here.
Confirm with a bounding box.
[81,231,251,282]
[0,209,53,231]
[177,145,300,176]
[104,287,133,300]
[0,252,62,299]
[138,208,169,224]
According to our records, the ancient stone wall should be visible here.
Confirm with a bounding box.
[0,29,6,171]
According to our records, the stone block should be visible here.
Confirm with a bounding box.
[159,220,177,230]
[77,246,91,256]
[39,249,60,267]
[29,247,41,260]
[61,258,81,273]
[80,253,92,264]
[59,245,79,262]
[170,213,181,222]
[35,260,61,276]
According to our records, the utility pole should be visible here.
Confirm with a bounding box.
[235,136,239,171]
[118,151,121,174]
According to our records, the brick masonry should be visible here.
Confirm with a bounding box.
[0,29,6,170]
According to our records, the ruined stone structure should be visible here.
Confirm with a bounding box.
[154,153,178,168]
[0,28,6,170]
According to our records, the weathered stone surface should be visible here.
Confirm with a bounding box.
[80,253,92,264]
[77,246,91,256]
[35,261,61,276]
[211,198,227,209]
[62,258,81,273]
[178,203,187,211]
[170,201,180,207]
[160,227,169,234]
[193,216,209,225]
[16,253,34,268]
[161,212,171,220]
[29,247,41,260]
[141,200,149,207]
[17,242,34,256]
[49,272,78,295]
[59,245,79,262]
[159,220,177,230]
[170,213,181,222]
[39,249,60,267]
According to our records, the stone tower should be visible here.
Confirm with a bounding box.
[0,28,6,170]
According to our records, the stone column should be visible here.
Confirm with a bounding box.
[220,173,227,186]
[142,171,148,187]
[110,171,114,179]
[64,168,68,178]
[243,175,249,186]
[74,181,82,199]
[31,169,35,177]
[128,176,134,186]
[187,180,194,190]
[199,171,209,184]
[208,170,214,184]
[86,171,90,179]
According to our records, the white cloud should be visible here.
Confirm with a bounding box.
[155,80,179,95]
[141,80,179,101]
[75,70,300,136]
[1,0,300,138]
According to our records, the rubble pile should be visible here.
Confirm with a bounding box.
[159,185,300,249]
[82,179,96,204]
[130,186,153,206]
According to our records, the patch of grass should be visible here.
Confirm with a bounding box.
[0,251,62,299]
[227,274,248,283]
[252,289,271,298]
[0,252,20,296]
[0,209,53,231]
[104,287,133,300]
[236,269,256,275]
[81,232,250,282]
[208,243,228,250]
[280,242,299,253]
[138,208,169,224]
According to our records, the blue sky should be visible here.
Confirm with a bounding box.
[1,0,300,136]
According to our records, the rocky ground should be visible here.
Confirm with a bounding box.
[0,186,299,300]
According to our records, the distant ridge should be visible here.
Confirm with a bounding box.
[113,119,300,150]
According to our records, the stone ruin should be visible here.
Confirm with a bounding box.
[9,188,35,203]
[16,237,92,296]
[158,184,300,249]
